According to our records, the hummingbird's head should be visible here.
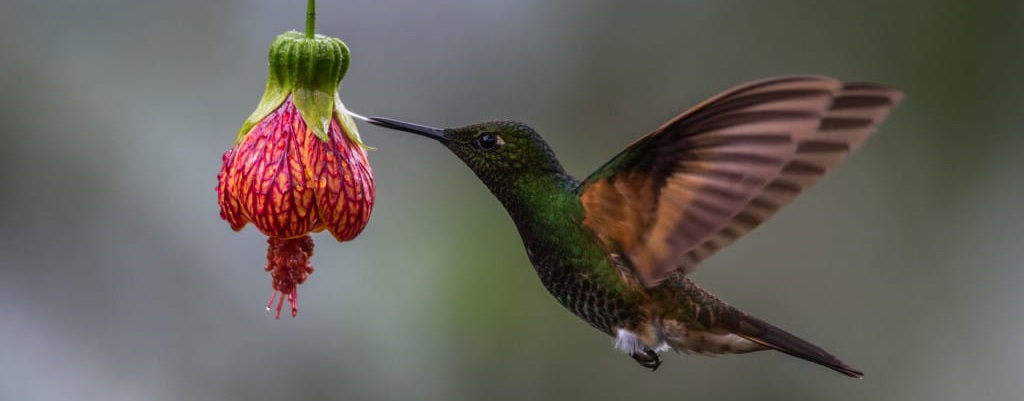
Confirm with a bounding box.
[366,117,565,191]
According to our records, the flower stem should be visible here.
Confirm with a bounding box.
[305,0,316,39]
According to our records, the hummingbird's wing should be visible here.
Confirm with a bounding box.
[577,76,902,287]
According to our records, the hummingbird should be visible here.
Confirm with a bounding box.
[364,76,902,377]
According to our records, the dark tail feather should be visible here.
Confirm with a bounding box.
[736,315,864,378]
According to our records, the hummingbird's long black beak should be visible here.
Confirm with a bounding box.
[365,117,449,144]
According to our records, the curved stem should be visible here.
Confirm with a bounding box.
[305,0,316,39]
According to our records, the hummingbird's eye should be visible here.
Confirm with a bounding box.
[476,132,503,151]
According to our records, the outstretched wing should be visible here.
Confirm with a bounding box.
[577,76,902,287]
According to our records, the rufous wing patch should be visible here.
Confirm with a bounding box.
[579,77,900,287]
[676,83,904,272]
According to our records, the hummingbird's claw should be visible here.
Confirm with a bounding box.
[630,349,663,371]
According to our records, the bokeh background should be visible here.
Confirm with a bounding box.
[2,1,1022,400]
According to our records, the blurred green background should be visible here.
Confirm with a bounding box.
[2,1,1022,400]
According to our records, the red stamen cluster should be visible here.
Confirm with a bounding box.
[265,236,314,318]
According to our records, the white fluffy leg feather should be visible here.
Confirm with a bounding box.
[613,329,648,356]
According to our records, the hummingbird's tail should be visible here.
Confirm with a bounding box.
[734,314,864,378]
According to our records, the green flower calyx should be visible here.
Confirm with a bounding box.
[237,31,359,144]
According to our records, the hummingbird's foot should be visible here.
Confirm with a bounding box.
[630,349,663,371]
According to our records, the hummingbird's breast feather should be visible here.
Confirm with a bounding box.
[525,243,645,336]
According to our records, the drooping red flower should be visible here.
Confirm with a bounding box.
[217,30,374,318]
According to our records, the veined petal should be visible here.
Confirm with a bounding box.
[218,98,320,239]
[217,149,247,231]
[310,115,375,242]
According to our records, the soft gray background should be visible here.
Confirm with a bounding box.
[2,1,1021,400]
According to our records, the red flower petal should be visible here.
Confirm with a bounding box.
[313,117,375,241]
[217,97,375,239]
